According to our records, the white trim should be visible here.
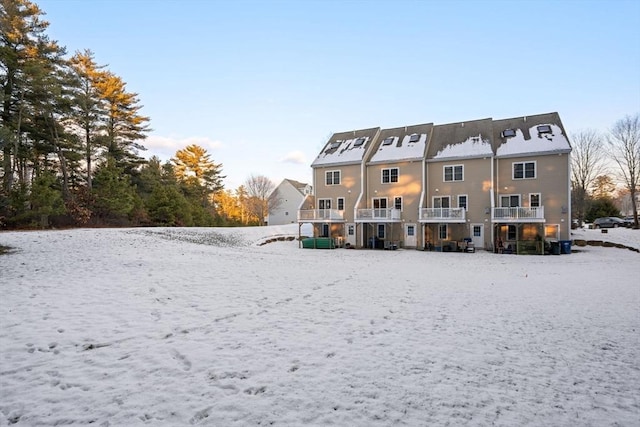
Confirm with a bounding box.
[512,160,536,180]
[443,164,464,182]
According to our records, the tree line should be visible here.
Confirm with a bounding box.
[1,0,278,229]
[571,114,640,227]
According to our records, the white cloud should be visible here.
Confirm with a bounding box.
[143,134,224,161]
[280,150,307,164]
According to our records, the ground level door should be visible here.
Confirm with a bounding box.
[471,224,484,249]
[404,223,417,248]
[346,223,356,247]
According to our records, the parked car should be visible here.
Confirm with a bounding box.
[622,216,636,228]
[592,217,625,228]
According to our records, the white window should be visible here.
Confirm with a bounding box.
[438,224,447,239]
[325,170,341,185]
[337,197,345,211]
[407,225,415,236]
[394,196,402,211]
[382,168,399,184]
[501,195,520,207]
[348,225,354,235]
[529,193,541,207]
[513,161,536,179]
[545,224,559,240]
[444,165,463,182]
[458,195,468,210]
[433,196,450,208]
[318,199,331,210]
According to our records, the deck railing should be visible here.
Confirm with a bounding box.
[297,209,345,221]
[355,208,402,221]
[493,206,544,220]
[419,207,466,222]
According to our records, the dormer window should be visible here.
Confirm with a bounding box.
[537,125,552,134]
[501,129,516,138]
[353,137,366,147]
[382,137,394,146]
[409,134,420,143]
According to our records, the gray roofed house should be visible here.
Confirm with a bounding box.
[300,112,572,253]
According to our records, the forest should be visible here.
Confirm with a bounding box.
[0,0,272,229]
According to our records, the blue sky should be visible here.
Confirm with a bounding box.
[38,0,640,190]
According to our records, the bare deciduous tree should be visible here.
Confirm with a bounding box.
[244,174,275,225]
[608,114,640,227]
[570,129,607,224]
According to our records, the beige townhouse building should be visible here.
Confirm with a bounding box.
[299,112,572,254]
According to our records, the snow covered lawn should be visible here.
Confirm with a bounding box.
[1,226,639,426]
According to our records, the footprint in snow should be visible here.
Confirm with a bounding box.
[170,349,192,371]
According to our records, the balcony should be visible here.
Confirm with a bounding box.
[297,209,345,222]
[355,208,401,222]
[492,206,545,222]
[419,208,466,223]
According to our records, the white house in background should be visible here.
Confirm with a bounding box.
[267,179,312,225]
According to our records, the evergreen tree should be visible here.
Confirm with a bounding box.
[91,158,136,222]
[68,49,107,188]
[1,0,66,192]
[96,71,150,172]
[29,170,65,227]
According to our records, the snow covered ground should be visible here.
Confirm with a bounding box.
[1,225,639,426]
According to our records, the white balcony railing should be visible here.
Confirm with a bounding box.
[297,209,345,221]
[419,208,466,222]
[355,208,402,221]
[493,206,545,221]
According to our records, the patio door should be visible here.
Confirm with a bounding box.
[471,224,484,249]
[318,199,331,219]
[404,223,417,247]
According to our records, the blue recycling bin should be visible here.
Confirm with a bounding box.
[560,240,572,254]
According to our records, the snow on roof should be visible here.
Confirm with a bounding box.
[432,134,493,160]
[311,137,369,167]
[369,133,427,163]
[496,124,570,157]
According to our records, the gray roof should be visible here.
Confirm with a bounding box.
[310,112,571,166]
[311,127,380,167]
[284,178,310,194]
[426,118,494,161]
[492,112,571,157]
[368,123,434,164]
